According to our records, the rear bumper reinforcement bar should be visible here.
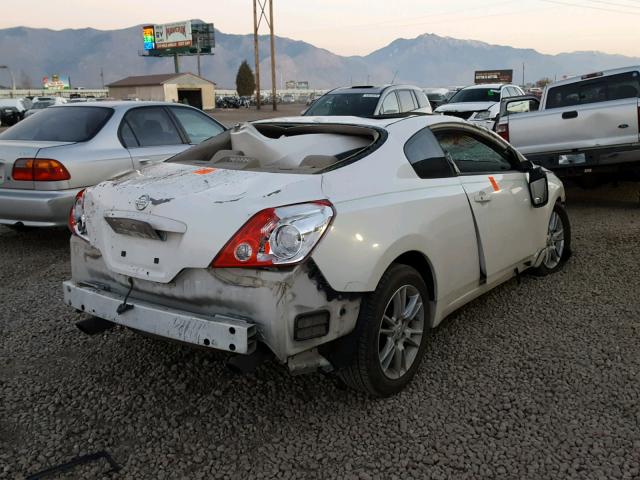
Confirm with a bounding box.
[62,280,257,354]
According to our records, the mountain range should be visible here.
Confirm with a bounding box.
[0,25,638,89]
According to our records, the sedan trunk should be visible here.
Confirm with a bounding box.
[84,162,325,283]
[0,140,74,189]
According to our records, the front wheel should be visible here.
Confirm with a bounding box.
[533,202,572,276]
[338,264,429,397]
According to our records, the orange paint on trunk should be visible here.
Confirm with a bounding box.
[193,167,217,175]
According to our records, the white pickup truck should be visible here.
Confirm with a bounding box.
[496,66,640,179]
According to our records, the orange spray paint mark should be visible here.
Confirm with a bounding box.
[193,167,217,175]
[488,176,500,192]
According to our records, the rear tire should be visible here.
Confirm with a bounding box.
[532,202,571,276]
[338,264,430,397]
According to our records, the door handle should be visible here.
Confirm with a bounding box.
[473,191,492,203]
[138,158,153,164]
[562,111,578,119]
[618,124,629,129]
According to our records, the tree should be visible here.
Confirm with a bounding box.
[19,70,33,89]
[235,60,256,97]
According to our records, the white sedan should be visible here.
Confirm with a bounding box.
[63,114,571,396]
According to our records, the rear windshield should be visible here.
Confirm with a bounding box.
[0,106,113,142]
[304,93,380,116]
[168,122,382,174]
[546,71,640,109]
[448,88,501,103]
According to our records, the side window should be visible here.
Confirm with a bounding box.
[414,89,430,109]
[120,120,139,148]
[398,90,417,112]
[404,128,456,179]
[434,131,514,174]
[170,107,224,144]
[380,93,400,114]
[122,107,183,147]
[547,71,640,109]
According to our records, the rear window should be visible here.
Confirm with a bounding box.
[304,93,380,116]
[546,71,640,109]
[0,106,113,142]
[449,87,501,103]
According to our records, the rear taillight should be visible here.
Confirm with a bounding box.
[496,122,509,142]
[212,200,334,268]
[12,158,70,182]
[68,189,88,240]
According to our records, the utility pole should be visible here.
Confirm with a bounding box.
[253,0,277,111]
[253,0,261,109]
[522,62,525,87]
[173,53,180,74]
[100,68,104,88]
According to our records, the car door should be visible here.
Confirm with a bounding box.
[120,106,189,169]
[432,126,541,283]
[168,106,225,145]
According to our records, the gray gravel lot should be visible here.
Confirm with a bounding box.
[1,183,639,480]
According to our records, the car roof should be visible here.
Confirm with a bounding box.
[329,84,423,95]
[50,100,190,110]
[254,114,465,129]
[461,83,509,90]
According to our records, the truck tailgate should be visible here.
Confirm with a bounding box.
[509,98,639,155]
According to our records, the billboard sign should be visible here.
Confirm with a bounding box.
[143,25,155,50]
[154,21,193,49]
[42,74,70,90]
[474,69,513,84]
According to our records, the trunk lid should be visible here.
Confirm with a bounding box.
[85,162,325,283]
[0,140,74,189]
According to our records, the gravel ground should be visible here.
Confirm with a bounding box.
[1,183,639,480]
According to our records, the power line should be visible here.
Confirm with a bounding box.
[539,0,640,15]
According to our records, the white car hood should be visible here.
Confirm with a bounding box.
[435,102,496,113]
[84,162,325,283]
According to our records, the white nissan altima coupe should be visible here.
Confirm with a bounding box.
[63,114,571,396]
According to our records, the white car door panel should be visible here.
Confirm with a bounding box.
[434,129,541,282]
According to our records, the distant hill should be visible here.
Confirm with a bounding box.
[0,25,638,89]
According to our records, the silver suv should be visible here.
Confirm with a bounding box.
[304,85,432,117]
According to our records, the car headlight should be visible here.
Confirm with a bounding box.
[474,111,492,120]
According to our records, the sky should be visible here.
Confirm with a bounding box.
[1,0,639,58]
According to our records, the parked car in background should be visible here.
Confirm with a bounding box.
[435,83,524,130]
[281,93,295,104]
[496,66,640,180]
[303,85,432,117]
[24,97,67,118]
[0,101,225,227]
[64,113,569,397]
[423,87,450,110]
[0,98,28,126]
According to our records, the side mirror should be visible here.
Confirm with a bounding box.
[528,166,549,208]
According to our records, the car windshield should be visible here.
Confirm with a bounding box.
[448,88,501,103]
[304,93,380,116]
[426,93,445,101]
[32,100,55,109]
[0,106,113,142]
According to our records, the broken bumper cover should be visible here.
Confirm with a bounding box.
[62,280,257,354]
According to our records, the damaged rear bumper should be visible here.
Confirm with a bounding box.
[63,280,258,354]
[64,236,362,364]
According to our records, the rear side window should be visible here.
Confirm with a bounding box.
[0,106,113,142]
[414,90,430,109]
[404,128,456,178]
[398,90,417,112]
[123,107,184,147]
[380,93,400,114]
[170,107,224,144]
[547,71,640,109]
